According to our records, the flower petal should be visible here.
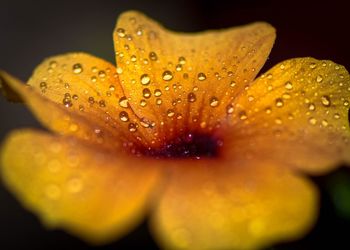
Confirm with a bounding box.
[0,129,161,244]
[229,58,350,174]
[151,160,317,250]
[114,11,275,144]
[1,54,154,149]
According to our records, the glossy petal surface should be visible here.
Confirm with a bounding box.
[228,58,350,174]
[114,11,275,145]
[0,129,161,244]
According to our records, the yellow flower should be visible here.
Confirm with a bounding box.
[1,10,350,250]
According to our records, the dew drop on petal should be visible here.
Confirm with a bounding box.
[187,92,196,103]
[128,123,137,132]
[72,63,83,74]
[197,72,206,81]
[116,28,126,38]
[321,95,331,107]
[178,56,186,65]
[239,111,248,120]
[167,109,175,117]
[285,81,293,90]
[309,117,317,125]
[308,103,316,111]
[316,75,323,83]
[154,89,162,97]
[149,52,158,61]
[226,104,234,114]
[275,98,284,108]
[119,96,129,108]
[140,74,151,85]
[209,97,219,107]
[40,82,47,92]
[143,88,152,98]
[66,177,83,193]
[45,184,61,200]
[119,111,129,122]
[162,70,173,81]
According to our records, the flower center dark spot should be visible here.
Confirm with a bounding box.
[133,133,223,159]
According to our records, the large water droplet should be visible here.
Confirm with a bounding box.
[197,72,206,81]
[149,52,158,61]
[72,63,83,74]
[119,111,129,122]
[162,70,173,81]
[116,28,126,38]
[143,88,151,98]
[321,95,331,107]
[119,96,129,108]
[140,74,151,85]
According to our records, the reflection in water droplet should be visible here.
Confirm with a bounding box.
[140,74,151,85]
[72,63,83,74]
[275,98,284,108]
[209,97,219,107]
[187,92,196,103]
[321,95,331,107]
[197,72,206,81]
[116,28,126,38]
[119,96,128,108]
[149,52,158,61]
[162,70,173,81]
[143,88,151,98]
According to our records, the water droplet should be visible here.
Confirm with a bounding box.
[149,52,158,61]
[117,28,126,37]
[162,70,173,81]
[91,76,97,83]
[128,123,137,132]
[140,99,147,107]
[309,62,317,69]
[130,55,137,62]
[265,107,272,114]
[275,98,284,108]
[88,96,95,104]
[187,92,196,102]
[344,100,349,107]
[321,95,331,107]
[167,109,175,117]
[99,100,106,108]
[197,72,206,81]
[116,67,123,74]
[40,82,47,92]
[209,97,219,107]
[230,81,236,87]
[143,88,151,98]
[285,81,293,90]
[334,113,340,119]
[321,119,329,127]
[226,104,234,114]
[119,96,129,108]
[308,103,316,111]
[140,74,151,85]
[176,64,182,71]
[109,85,115,91]
[309,117,317,125]
[140,117,151,128]
[98,70,106,78]
[316,75,323,83]
[239,111,248,120]
[178,56,186,65]
[49,61,57,68]
[156,98,162,105]
[154,89,162,97]
[63,97,73,107]
[119,111,129,122]
[280,64,285,70]
[72,63,83,74]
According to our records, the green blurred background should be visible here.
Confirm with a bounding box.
[1,0,350,249]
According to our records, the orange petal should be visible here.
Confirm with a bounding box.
[0,129,161,244]
[113,11,275,144]
[151,160,318,250]
[228,58,350,174]
[1,55,155,149]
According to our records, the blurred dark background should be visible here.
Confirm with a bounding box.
[1,0,350,249]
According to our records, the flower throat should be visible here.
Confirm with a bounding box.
[133,133,223,159]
